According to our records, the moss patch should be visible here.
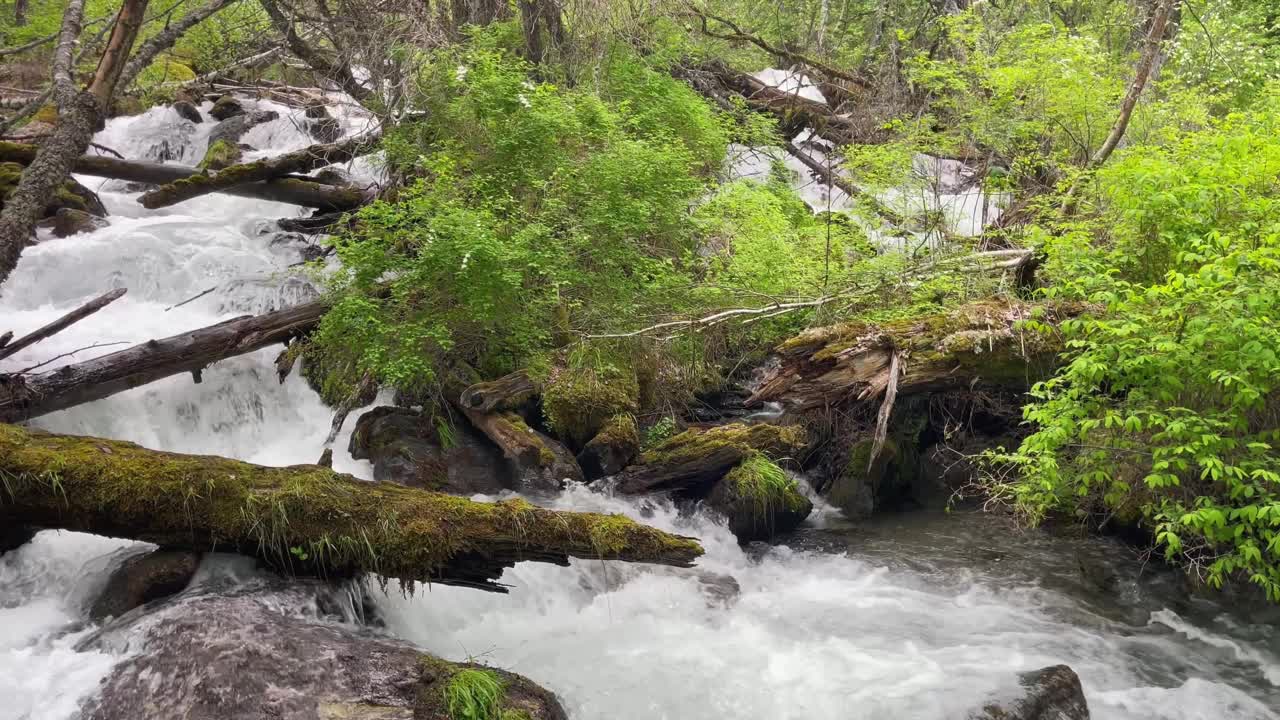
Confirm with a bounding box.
[726,453,810,518]
[31,105,58,125]
[199,139,242,171]
[638,422,806,467]
[542,365,639,448]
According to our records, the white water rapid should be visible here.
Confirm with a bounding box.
[2,99,1279,720]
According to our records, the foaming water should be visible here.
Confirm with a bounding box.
[1,95,1278,720]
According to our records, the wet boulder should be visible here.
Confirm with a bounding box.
[209,94,245,120]
[81,585,569,720]
[89,549,201,621]
[171,100,203,124]
[704,453,812,542]
[349,406,511,495]
[305,103,343,143]
[39,207,109,238]
[578,413,639,480]
[199,138,242,170]
[207,109,279,148]
[972,665,1090,720]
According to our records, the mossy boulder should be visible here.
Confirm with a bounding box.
[209,94,245,121]
[171,99,203,123]
[827,437,900,519]
[82,584,570,720]
[207,109,279,147]
[542,365,639,449]
[616,422,807,496]
[349,406,511,496]
[577,413,639,480]
[199,138,242,170]
[705,453,812,541]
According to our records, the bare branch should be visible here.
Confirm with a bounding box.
[0,288,127,362]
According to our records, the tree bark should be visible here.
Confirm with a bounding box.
[138,131,381,209]
[118,0,239,90]
[0,297,330,422]
[747,300,1077,412]
[0,142,368,210]
[0,424,703,591]
[458,370,540,413]
[87,0,151,109]
[13,0,28,26]
[259,0,372,103]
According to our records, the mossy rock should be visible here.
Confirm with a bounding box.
[577,413,639,480]
[706,453,812,542]
[542,365,639,448]
[297,342,368,408]
[199,139,242,170]
[210,94,245,121]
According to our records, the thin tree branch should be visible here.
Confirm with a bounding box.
[0,288,128,362]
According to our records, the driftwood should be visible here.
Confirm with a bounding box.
[0,424,703,591]
[458,370,540,414]
[139,131,381,209]
[615,422,806,496]
[0,297,329,422]
[0,142,367,210]
[747,300,1077,412]
[0,288,126,362]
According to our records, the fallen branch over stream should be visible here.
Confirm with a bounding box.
[0,424,703,591]
[0,141,368,210]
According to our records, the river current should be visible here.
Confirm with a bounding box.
[0,99,1277,720]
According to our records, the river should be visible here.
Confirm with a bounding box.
[1,100,1277,720]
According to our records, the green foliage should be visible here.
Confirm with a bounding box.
[990,98,1280,600]
[444,668,505,720]
[726,452,809,519]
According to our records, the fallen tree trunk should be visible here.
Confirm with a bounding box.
[0,297,329,422]
[138,131,382,209]
[615,422,806,495]
[0,287,125,362]
[0,424,703,591]
[748,300,1079,412]
[0,141,367,210]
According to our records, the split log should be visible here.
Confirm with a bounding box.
[139,131,381,209]
[460,408,584,489]
[0,423,703,591]
[748,300,1078,412]
[615,422,806,496]
[0,287,126,362]
[0,297,329,422]
[0,142,367,210]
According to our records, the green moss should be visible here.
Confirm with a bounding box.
[638,422,806,467]
[542,365,639,447]
[31,105,58,125]
[444,668,504,720]
[725,453,809,519]
[591,413,638,448]
[0,423,703,586]
[199,139,242,171]
[298,341,364,407]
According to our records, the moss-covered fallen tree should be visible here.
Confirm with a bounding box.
[749,300,1080,411]
[616,422,806,495]
[0,424,703,591]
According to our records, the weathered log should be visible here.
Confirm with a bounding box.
[0,287,125,362]
[748,300,1076,412]
[0,424,703,591]
[139,131,381,209]
[460,408,584,489]
[0,141,367,210]
[459,369,540,414]
[0,297,329,422]
[615,422,806,496]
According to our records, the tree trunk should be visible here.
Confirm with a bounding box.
[0,297,330,422]
[87,0,151,110]
[615,423,807,496]
[138,131,381,209]
[458,370,540,413]
[0,142,368,210]
[0,424,703,591]
[747,300,1076,412]
[13,0,28,26]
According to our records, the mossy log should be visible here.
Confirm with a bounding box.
[0,297,329,422]
[138,131,381,209]
[749,301,1077,412]
[0,424,703,591]
[461,408,584,489]
[458,369,540,414]
[0,141,367,210]
[615,422,806,495]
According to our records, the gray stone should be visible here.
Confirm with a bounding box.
[972,665,1090,720]
[88,550,201,621]
[172,100,203,124]
[349,406,512,495]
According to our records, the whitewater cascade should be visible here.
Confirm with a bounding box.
[1,98,1278,720]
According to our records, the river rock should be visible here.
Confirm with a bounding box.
[80,585,568,720]
[578,414,639,480]
[40,207,109,238]
[704,462,812,542]
[305,102,343,143]
[972,665,1090,720]
[172,100,203,123]
[350,405,511,494]
[208,109,280,147]
[89,549,201,621]
[209,94,245,120]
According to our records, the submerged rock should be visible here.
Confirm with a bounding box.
[171,100,203,124]
[207,109,279,148]
[972,665,1090,720]
[349,406,511,495]
[81,585,568,720]
[89,549,201,621]
[305,103,342,143]
[40,207,109,238]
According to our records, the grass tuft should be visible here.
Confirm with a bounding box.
[444,668,505,720]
